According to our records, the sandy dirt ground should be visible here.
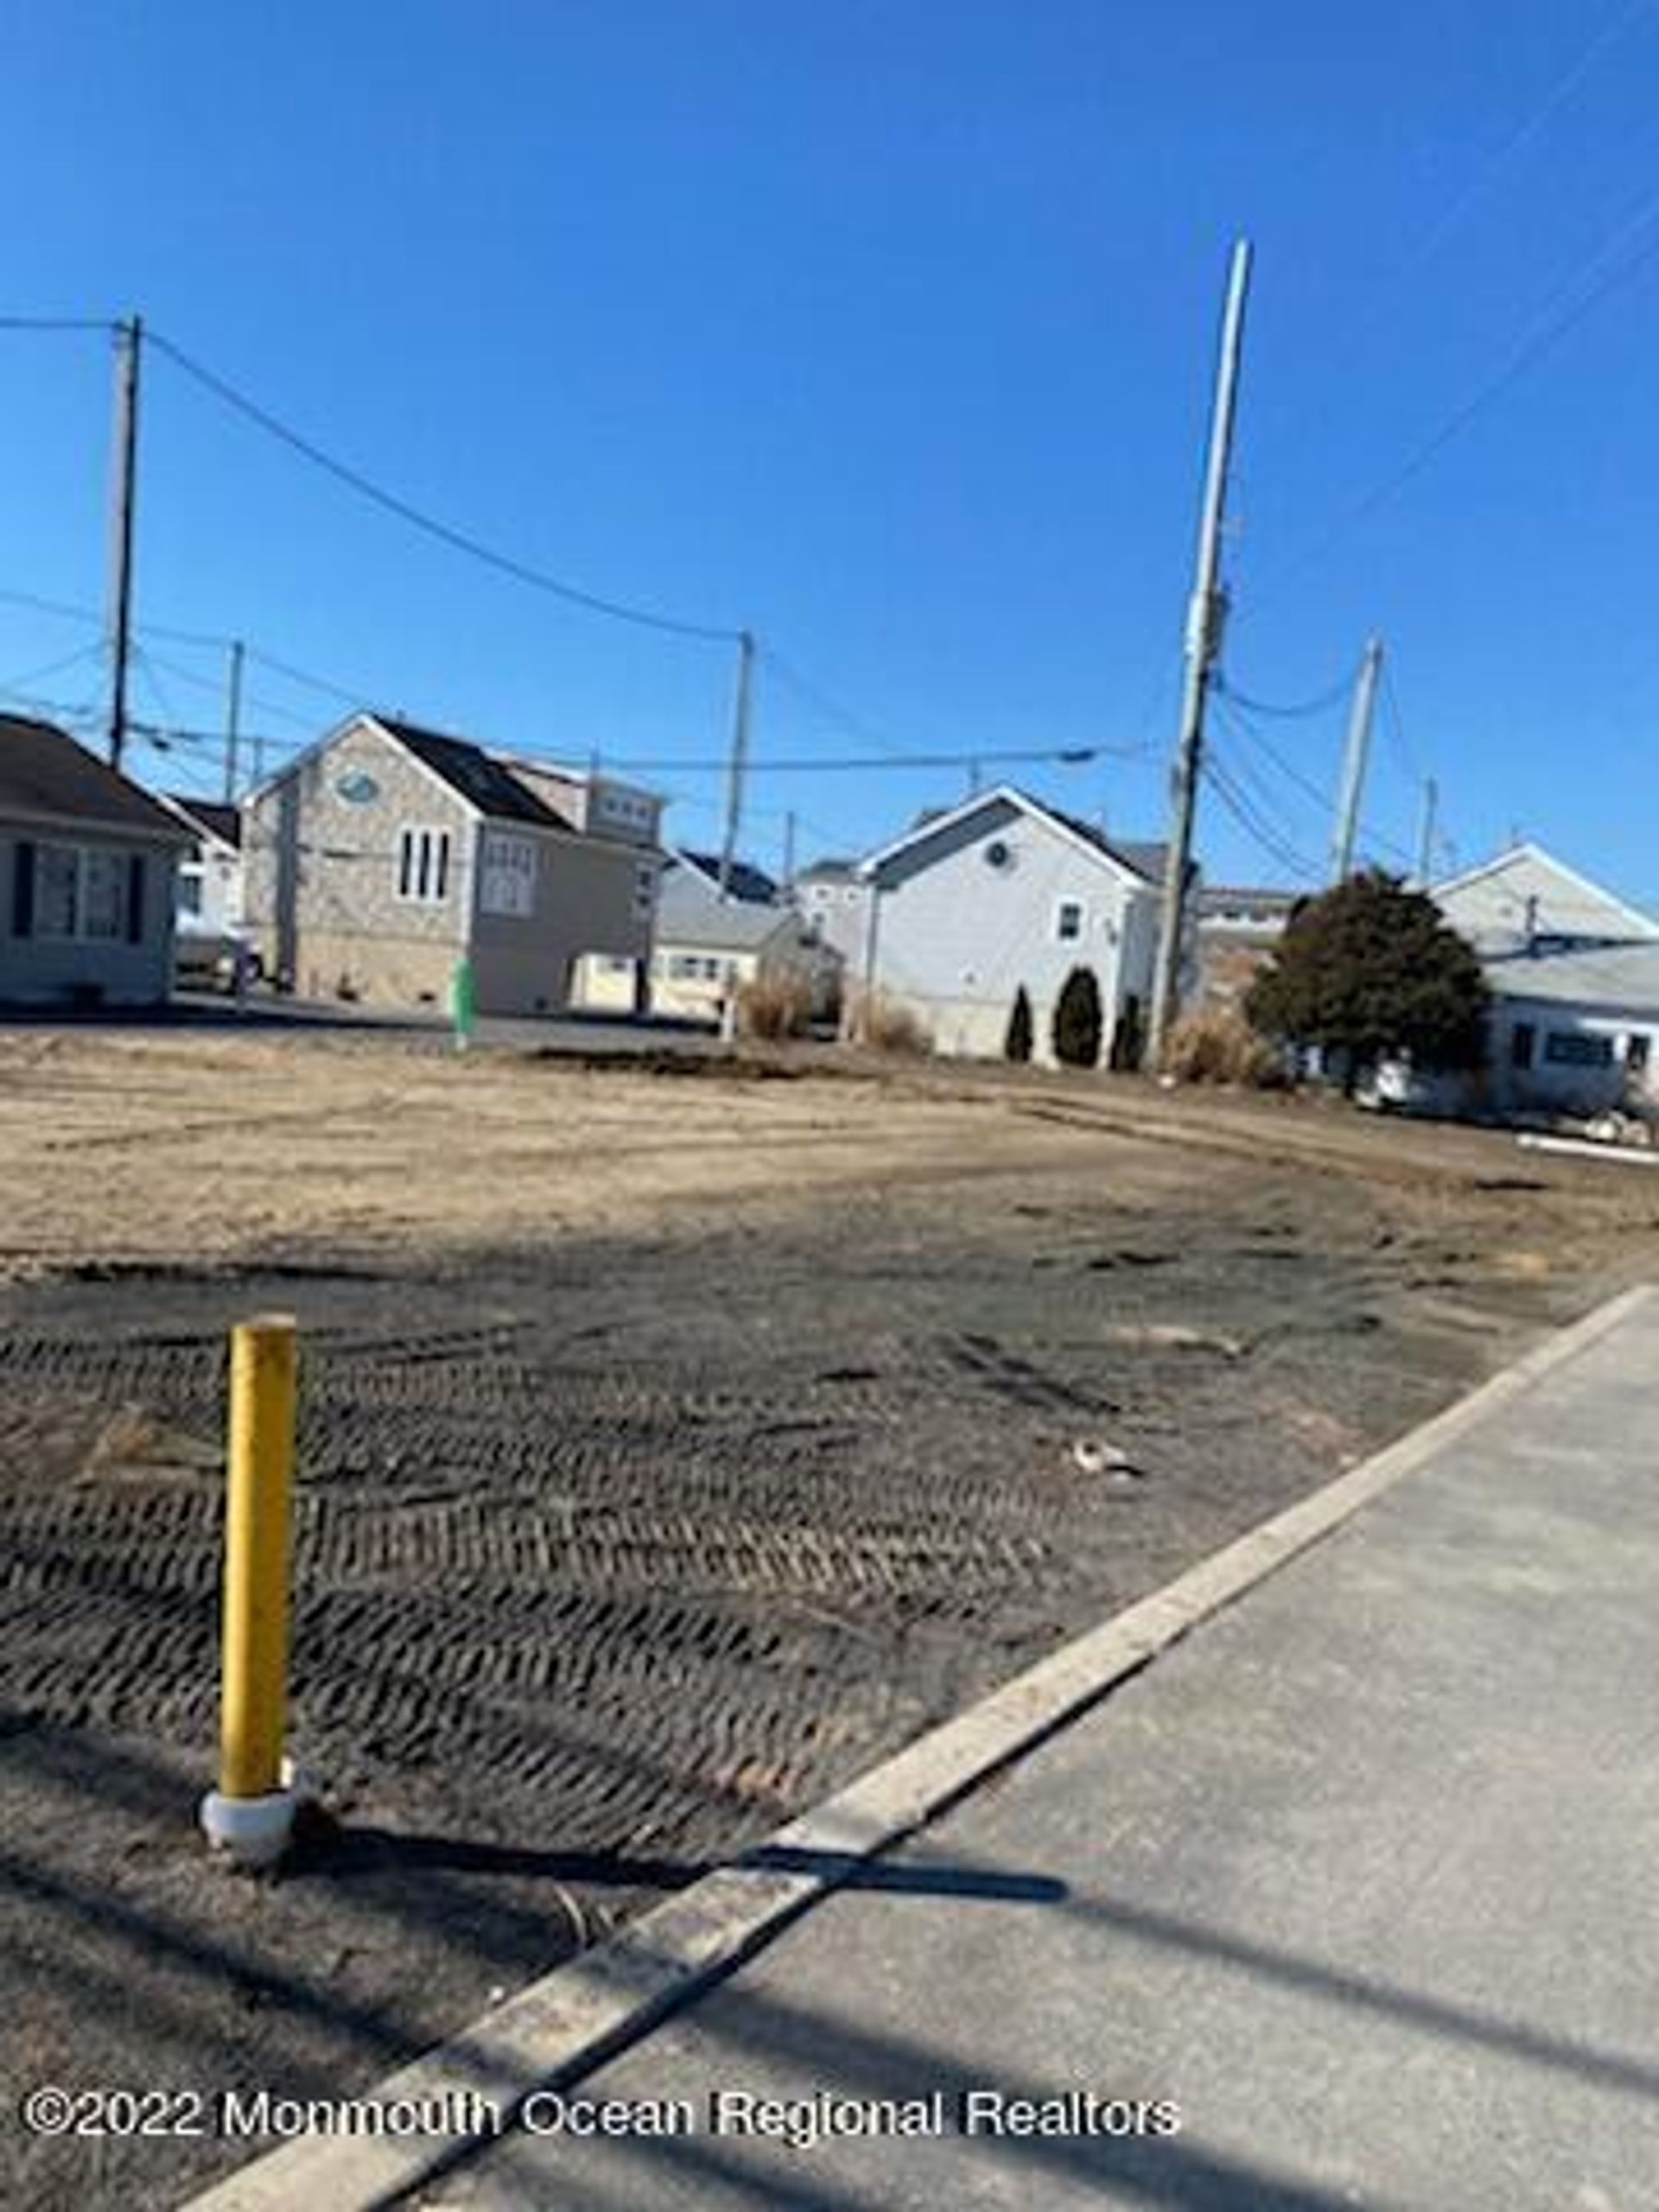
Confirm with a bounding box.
[2,1032,1656,2210]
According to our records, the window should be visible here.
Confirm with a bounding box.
[36,845,79,937]
[480,831,536,918]
[82,850,127,940]
[1510,1022,1535,1071]
[1627,1033,1651,1075]
[34,843,130,941]
[633,861,657,920]
[1543,1030,1613,1068]
[178,871,204,917]
[397,827,454,905]
[1055,899,1084,944]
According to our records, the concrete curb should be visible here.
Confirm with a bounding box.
[182,1282,1655,2212]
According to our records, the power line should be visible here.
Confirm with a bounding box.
[147,329,743,646]
[1201,750,1324,883]
[0,315,116,334]
[1251,173,1659,613]
[1215,664,1355,720]
[607,742,1112,774]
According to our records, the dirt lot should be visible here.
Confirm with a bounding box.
[3,1031,1656,2209]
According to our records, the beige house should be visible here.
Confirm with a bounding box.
[577,849,841,1022]
[244,713,661,1015]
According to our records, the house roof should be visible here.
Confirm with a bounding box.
[372,717,573,828]
[1484,941,1659,1017]
[657,866,798,953]
[1198,884,1299,922]
[861,785,1172,887]
[795,857,859,885]
[162,793,242,850]
[1434,842,1659,954]
[674,849,779,905]
[0,715,192,842]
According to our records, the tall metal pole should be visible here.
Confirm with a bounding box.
[781,809,797,894]
[1148,240,1253,1064]
[224,639,245,802]
[1331,637,1384,882]
[105,315,142,773]
[1415,774,1439,888]
[719,628,755,897]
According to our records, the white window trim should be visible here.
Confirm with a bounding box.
[396,823,454,906]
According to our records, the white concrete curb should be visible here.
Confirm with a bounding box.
[181,1281,1655,2212]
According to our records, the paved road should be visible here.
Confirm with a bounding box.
[433,1293,1659,2212]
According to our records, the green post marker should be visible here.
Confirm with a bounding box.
[452,956,476,1052]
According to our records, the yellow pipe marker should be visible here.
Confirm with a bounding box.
[200,1313,300,1865]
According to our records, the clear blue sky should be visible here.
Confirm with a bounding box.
[3,0,1656,903]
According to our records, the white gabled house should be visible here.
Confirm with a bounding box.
[852,785,1189,1065]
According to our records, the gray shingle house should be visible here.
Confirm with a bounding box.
[853,785,1186,1065]
[243,712,663,1014]
[1,714,190,1007]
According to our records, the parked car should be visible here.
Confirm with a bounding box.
[173,915,261,993]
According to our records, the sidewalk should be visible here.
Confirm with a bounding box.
[429,1288,1659,2212]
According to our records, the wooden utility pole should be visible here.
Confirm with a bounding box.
[1148,240,1253,1064]
[781,809,797,893]
[224,639,245,802]
[1415,775,1439,887]
[1331,637,1383,882]
[718,628,755,897]
[105,315,142,773]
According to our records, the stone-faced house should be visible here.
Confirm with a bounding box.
[1,713,190,1007]
[853,785,1187,1065]
[243,713,662,1015]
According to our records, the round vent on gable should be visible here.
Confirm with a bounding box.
[983,838,1015,872]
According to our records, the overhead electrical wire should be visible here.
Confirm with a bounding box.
[147,330,743,646]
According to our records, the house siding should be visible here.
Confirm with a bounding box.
[0,823,177,1006]
[245,721,474,1004]
[245,718,662,1015]
[468,831,656,1016]
[865,800,1158,1063]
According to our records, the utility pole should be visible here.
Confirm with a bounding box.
[105,315,142,773]
[1415,775,1439,888]
[781,809,797,893]
[1148,239,1253,1065]
[719,628,755,898]
[224,639,245,802]
[1330,636,1383,883]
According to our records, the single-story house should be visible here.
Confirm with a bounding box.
[242,712,663,1015]
[851,785,1191,1065]
[576,849,841,1022]
[156,792,245,934]
[1196,883,1298,1011]
[1432,844,1659,1116]
[1478,942,1659,1117]
[1,714,191,1008]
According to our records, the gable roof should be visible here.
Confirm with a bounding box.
[0,715,192,842]
[373,717,572,828]
[1433,842,1659,954]
[861,785,1171,888]
[656,862,798,952]
[674,849,779,905]
[162,792,241,850]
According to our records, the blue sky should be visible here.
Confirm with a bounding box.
[2,1,1656,902]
